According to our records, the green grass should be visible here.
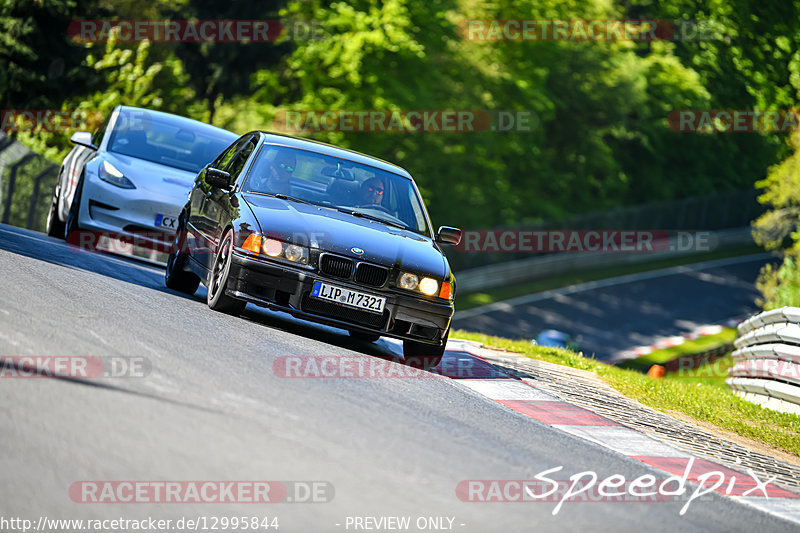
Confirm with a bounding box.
[618,328,737,372]
[453,329,800,456]
[617,328,738,389]
[663,354,734,388]
[456,245,763,311]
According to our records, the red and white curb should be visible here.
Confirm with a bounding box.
[440,341,800,524]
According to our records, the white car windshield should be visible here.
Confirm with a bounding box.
[243,144,431,235]
[108,111,234,173]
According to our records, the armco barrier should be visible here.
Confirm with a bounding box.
[455,227,756,293]
[728,307,800,415]
[662,342,733,373]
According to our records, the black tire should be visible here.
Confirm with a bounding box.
[207,230,246,315]
[45,189,65,239]
[165,218,200,295]
[64,174,84,241]
[403,329,449,370]
[348,330,381,343]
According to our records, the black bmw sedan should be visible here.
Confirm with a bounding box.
[165,131,461,369]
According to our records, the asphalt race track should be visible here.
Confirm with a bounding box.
[453,254,776,360]
[0,224,796,532]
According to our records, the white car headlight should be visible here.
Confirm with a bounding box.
[98,160,135,189]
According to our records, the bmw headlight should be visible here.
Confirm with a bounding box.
[398,271,440,297]
[241,234,308,265]
[418,277,439,296]
[98,160,136,189]
[284,244,306,263]
[399,272,419,290]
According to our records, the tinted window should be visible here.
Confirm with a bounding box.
[225,139,256,181]
[212,136,249,170]
[107,110,234,172]
[243,145,430,235]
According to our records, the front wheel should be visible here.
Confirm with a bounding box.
[207,230,246,315]
[64,175,84,241]
[403,329,449,370]
[45,191,65,239]
[165,221,200,295]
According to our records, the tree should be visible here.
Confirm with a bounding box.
[221,0,718,230]
[15,29,194,161]
[752,132,800,308]
[0,0,104,111]
[170,0,290,122]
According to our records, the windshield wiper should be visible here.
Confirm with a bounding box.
[248,191,321,206]
[337,208,409,230]
[272,193,316,205]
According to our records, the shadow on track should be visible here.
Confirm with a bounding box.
[0,224,408,364]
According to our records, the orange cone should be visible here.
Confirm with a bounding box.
[648,365,666,379]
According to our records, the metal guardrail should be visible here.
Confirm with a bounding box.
[661,342,733,373]
[728,307,800,415]
[448,188,765,273]
[456,227,757,293]
[0,132,59,232]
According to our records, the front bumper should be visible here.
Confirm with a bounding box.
[227,252,454,345]
[78,172,186,248]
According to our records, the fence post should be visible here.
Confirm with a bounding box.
[1,153,36,224]
[26,164,58,229]
[0,135,17,211]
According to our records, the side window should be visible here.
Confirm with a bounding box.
[92,115,111,147]
[406,184,426,232]
[225,139,256,181]
[211,136,247,170]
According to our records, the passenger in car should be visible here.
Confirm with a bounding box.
[358,177,385,207]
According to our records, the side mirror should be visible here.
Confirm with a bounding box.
[436,226,462,245]
[206,167,233,191]
[70,131,97,150]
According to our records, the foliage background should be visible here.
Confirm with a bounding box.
[2,0,800,303]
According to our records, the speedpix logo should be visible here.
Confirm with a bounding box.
[458,458,785,516]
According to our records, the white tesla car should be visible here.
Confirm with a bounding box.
[46,105,237,251]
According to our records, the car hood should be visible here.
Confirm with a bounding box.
[104,152,197,199]
[243,194,447,277]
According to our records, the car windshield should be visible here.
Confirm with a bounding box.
[107,110,234,172]
[242,144,431,236]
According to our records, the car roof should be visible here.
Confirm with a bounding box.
[255,132,413,179]
[116,105,238,139]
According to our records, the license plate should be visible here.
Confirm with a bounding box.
[311,281,386,314]
[155,213,177,229]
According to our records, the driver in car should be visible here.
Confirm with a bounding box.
[358,177,385,207]
[249,150,296,195]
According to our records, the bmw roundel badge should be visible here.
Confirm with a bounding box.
[351,247,364,255]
